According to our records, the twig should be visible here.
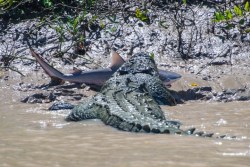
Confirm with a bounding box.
[0,66,25,76]
[196,45,230,75]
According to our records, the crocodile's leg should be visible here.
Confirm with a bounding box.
[126,90,182,128]
[134,73,176,106]
[65,98,98,121]
[147,77,176,105]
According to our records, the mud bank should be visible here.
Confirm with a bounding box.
[0,1,249,104]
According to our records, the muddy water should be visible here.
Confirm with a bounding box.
[0,74,250,167]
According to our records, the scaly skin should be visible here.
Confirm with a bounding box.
[66,53,190,134]
[66,53,221,137]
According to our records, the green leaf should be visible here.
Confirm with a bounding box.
[73,16,80,30]
[92,15,97,21]
[149,53,154,60]
[214,12,225,22]
[140,15,148,22]
[135,8,149,23]
[135,8,141,18]
[9,0,13,7]
[79,35,85,42]
[0,0,7,6]
[55,26,62,34]
[99,20,105,29]
[225,10,233,20]
[245,28,250,33]
[182,0,187,4]
[0,0,13,9]
[42,0,53,8]
[234,5,243,16]
[111,26,117,33]
[244,1,250,12]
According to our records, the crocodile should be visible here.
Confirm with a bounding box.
[66,52,206,135]
[30,49,181,90]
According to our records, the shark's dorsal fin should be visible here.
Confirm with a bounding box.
[109,50,125,70]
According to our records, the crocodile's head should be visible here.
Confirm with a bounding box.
[117,52,159,76]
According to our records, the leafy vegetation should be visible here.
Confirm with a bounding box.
[0,0,249,77]
[213,2,249,22]
[135,8,149,23]
[213,1,250,34]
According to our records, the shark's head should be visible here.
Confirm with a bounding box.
[158,70,182,87]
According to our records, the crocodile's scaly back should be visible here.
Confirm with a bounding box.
[65,53,237,138]
[67,53,219,136]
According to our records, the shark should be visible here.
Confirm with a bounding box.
[30,49,181,90]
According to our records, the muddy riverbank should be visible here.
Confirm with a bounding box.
[1,1,250,166]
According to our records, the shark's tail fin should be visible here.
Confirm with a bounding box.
[30,49,65,85]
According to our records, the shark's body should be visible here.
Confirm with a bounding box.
[30,49,181,90]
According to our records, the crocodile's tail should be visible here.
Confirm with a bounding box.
[30,49,65,85]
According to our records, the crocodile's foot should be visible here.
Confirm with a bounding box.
[65,100,99,121]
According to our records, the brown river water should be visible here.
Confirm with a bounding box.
[0,72,250,167]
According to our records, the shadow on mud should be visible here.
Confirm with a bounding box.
[171,86,250,104]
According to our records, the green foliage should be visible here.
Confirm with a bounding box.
[0,0,90,19]
[41,0,53,8]
[0,0,53,10]
[55,24,65,43]
[213,3,250,23]
[0,0,14,10]
[225,10,233,20]
[244,1,250,12]
[149,53,154,60]
[111,26,117,33]
[135,8,149,23]
[245,28,250,33]
[213,2,250,34]
[234,5,243,16]
[66,15,82,35]
[214,12,225,22]
[99,20,105,29]
[86,0,96,9]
